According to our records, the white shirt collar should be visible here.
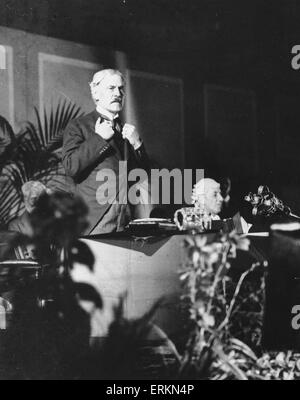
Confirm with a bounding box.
[96,104,119,121]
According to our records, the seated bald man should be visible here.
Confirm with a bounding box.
[192,178,251,233]
[192,178,224,219]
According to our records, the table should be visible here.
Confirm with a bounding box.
[74,233,188,338]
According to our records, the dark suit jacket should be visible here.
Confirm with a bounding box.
[62,110,149,235]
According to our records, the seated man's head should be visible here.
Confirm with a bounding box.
[192,178,224,216]
[22,181,47,213]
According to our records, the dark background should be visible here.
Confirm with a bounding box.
[1,0,300,216]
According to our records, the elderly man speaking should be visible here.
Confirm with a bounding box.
[62,69,149,235]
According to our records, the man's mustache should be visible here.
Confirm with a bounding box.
[111,97,123,103]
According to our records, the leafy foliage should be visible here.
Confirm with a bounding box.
[177,232,264,379]
[2,196,300,379]
[0,100,82,225]
[0,192,179,380]
[176,231,300,380]
[2,186,300,379]
[228,272,265,353]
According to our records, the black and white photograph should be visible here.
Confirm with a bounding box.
[0,0,300,382]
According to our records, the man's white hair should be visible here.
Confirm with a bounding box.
[192,178,220,197]
[89,69,125,104]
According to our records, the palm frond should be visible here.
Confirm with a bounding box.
[21,121,43,153]
[38,99,82,152]
[0,180,22,223]
[0,99,83,225]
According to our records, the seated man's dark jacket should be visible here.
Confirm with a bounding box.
[62,110,149,235]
